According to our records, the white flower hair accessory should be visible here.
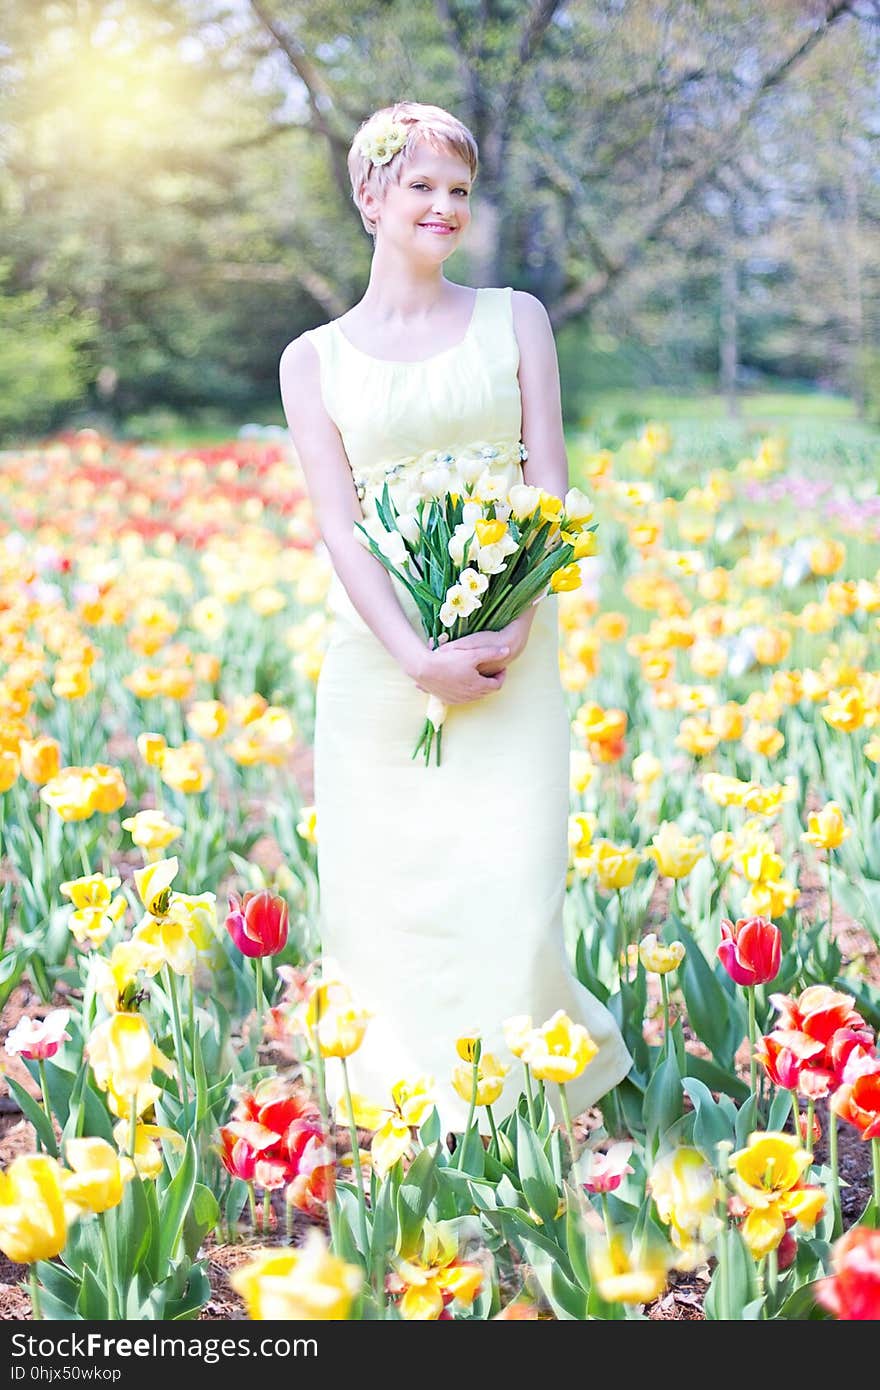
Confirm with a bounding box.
[355,117,408,166]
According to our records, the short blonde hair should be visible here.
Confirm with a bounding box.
[348,101,479,237]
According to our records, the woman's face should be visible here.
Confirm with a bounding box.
[366,144,473,260]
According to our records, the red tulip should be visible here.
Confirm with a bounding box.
[717,915,781,987]
[758,986,875,1099]
[755,1034,803,1091]
[831,1054,880,1140]
[226,889,289,958]
[817,1227,880,1320]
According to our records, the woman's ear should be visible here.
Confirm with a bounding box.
[360,184,381,226]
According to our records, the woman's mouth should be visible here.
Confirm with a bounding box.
[418,222,456,235]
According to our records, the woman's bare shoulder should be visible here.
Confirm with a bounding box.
[511,289,552,330]
[278,328,325,385]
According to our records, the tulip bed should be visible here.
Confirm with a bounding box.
[1,423,879,1322]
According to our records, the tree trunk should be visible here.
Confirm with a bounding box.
[719,249,739,418]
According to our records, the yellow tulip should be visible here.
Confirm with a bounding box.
[160,745,213,794]
[121,808,183,857]
[90,764,127,814]
[68,894,127,947]
[538,491,564,524]
[111,1121,184,1180]
[802,801,850,852]
[638,934,685,975]
[186,701,229,740]
[455,1031,481,1063]
[39,767,99,821]
[550,563,582,593]
[370,1116,413,1176]
[645,822,704,880]
[19,736,61,786]
[52,663,91,700]
[473,518,507,547]
[230,1230,362,1320]
[63,1138,133,1214]
[296,806,318,845]
[136,732,167,768]
[90,941,157,1014]
[632,751,662,788]
[591,840,642,891]
[134,856,179,918]
[0,749,20,792]
[744,722,785,758]
[821,686,865,733]
[730,1131,811,1208]
[133,912,197,977]
[303,979,371,1058]
[569,749,595,794]
[451,1052,509,1106]
[0,1155,69,1264]
[709,703,746,742]
[60,872,121,911]
[521,1010,597,1084]
[502,1015,534,1060]
[649,1148,723,1258]
[86,1012,175,1100]
[589,1233,668,1304]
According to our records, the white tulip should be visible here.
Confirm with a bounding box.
[563,487,594,525]
[462,501,484,525]
[421,467,452,498]
[448,524,475,566]
[508,484,541,519]
[457,454,486,485]
[396,512,421,546]
[458,567,489,596]
[475,542,509,575]
[377,530,409,568]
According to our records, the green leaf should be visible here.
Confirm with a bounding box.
[774,1279,832,1320]
[183,1184,220,1262]
[669,920,743,1067]
[515,1114,560,1229]
[419,1105,440,1147]
[75,1261,108,1320]
[397,1145,438,1257]
[157,1133,198,1273]
[768,1088,793,1132]
[682,1078,737,1156]
[563,1184,592,1293]
[520,1237,588,1320]
[704,1226,757,1320]
[734,1092,760,1147]
[4,1073,57,1155]
[644,1048,683,1155]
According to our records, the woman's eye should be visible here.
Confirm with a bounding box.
[453,188,469,196]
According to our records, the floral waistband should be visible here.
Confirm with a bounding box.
[352,438,528,502]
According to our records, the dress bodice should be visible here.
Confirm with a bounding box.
[304,286,525,514]
[304,286,527,630]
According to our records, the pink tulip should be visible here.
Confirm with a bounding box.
[717,916,781,987]
[579,1142,634,1194]
[226,890,289,958]
[4,1009,71,1061]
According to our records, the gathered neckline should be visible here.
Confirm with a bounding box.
[329,288,484,366]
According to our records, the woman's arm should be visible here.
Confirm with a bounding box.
[475,291,569,671]
[279,335,428,680]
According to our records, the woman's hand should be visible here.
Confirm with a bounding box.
[410,630,512,705]
[453,609,537,675]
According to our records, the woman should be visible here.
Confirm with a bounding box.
[279,101,631,1133]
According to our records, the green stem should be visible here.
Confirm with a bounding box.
[29,1266,41,1321]
[311,1027,341,1255]
[828,1107,841,1235]
[486,1104,500,1161]
[660,974,671,1058]
[600,1192,615,1246]
[872,1137,880,1211]
[747,986,757,1099]
[558,1082,578,1169]
[827,851,833,928]
[254,957,264,1047]
[37,1060,57,1158]
[456,1044,481,1172]
[164,967,190,1130]
[522,1061,537,1129]
[98,1212,118,1321]
[806,1097,815,1156]
[767,1247,778,1313]
[262,1188,270,1235]
[716,1142,733,1323]
[129,1105,138,1162]
[341,1057,371,1266]
[187,974,198,1075]
[247,1182,257,1232]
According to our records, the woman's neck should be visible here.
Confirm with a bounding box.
[359,243,452,321]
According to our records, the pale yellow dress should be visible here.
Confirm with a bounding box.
[304,286,632,1132]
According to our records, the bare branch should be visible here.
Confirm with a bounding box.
[551,0,856,324]
[245,0,353,202]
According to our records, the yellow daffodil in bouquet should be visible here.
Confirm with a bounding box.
[354,464,597,765]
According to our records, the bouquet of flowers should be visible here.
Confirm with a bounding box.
[354,474,597,766]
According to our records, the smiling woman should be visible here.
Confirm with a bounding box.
[278,100,631,1135]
